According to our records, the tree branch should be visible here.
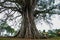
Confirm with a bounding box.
[34,5,56,16]
[0,8,7,13]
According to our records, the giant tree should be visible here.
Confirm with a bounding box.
[0,0,60,39]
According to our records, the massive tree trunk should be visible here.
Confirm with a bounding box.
[15,0,40,39]
[15,10,40,38]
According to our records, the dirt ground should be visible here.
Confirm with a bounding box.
[0,37,60,40]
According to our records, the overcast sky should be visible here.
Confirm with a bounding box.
[54,0,60,5]
[36,0,60,32]
[36,14,60,32]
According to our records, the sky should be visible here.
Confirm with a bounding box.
[54,0,60,5]
[36,14,60,32]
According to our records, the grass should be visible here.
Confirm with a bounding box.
[0,37,60,40]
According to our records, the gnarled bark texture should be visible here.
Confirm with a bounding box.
[15,0,41,39]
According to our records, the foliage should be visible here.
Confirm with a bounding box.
[0,22,16,36]
[39,29,60,38]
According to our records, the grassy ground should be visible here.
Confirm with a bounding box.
[0,37,60,40]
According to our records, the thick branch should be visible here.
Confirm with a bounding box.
[34,5,56,16]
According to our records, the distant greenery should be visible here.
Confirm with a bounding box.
[0,22,16,36]
[39,29,60,38]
